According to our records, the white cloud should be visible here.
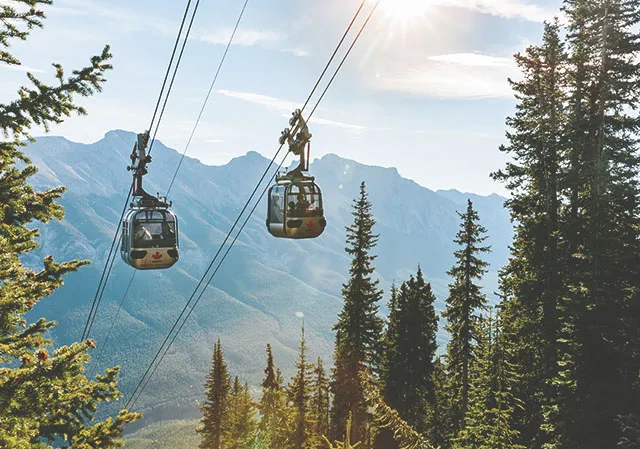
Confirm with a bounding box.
[48,5,88,16]
[52,0,175,36]
[427,53,512,67]
[204,139,224,143]
[376,52,519,99]
[423,0,558,22]
[1,64,45,74]
[198,29,285,46]
[217,89,299,113]
[309,117,365,132]
[53,0,283,46]
[282,47,310,57]
[54,0,135,21]
[217,89,365,132]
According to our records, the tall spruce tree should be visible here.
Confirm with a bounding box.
[288,325,312,449]
[311,358,330,444]
[263,343,277,390]
[382,267,438,435]
[198,339,231,449]
[453,310,524,449]
[259,344,290,449]
[494,5,640,447]
[556,0,640,446]
[331,181,384,443]
[491,19,569,448]
[442,199,490,436]
[431,356,452,449]
[375,283,400,449]
[0,1,141,447]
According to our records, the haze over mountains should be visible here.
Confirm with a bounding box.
[24,129,512,425]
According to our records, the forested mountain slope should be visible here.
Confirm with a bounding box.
[24,130,511,424]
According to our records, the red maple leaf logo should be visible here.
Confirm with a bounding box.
[306,220,314,229]
[152,252,162,260]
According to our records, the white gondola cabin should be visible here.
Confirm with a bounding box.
[267,178,325,239]
[266,109,326,240]
[121,131,180,270]
[121,207,179,270]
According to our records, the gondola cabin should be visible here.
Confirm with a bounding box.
[121,208,179,269]
[267,179,326,239]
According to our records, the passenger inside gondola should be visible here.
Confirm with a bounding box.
[135,224,152,242]
[166,222,176,238]
[297,192,310,214]
[271,195,283,223]
[132,210,178,247]
[288,191,311,216]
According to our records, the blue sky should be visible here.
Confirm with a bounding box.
[2,0,564,195]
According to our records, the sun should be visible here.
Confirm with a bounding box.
[378,0,431,23]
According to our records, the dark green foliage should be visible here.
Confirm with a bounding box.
[311,358,330,445]
[382,267,438,435]
[262,344,277,391]
[493,2,640,447]
[491,19,569,448]
[617,414,640,449]
[453,310,524,449]
[0,1,140,447]
[557,1,640,447]
[197,339,231,449]
[331,181,384,443]
[442,199,490,436]
[430,357,452,448]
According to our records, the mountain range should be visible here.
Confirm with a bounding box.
[23,129,512,428]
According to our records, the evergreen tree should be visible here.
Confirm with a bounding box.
[384,282,399,359]
[453,311,524,449]
[311,357,330,444]
[442,199,490,435]
[361,371,435,449]
[375,283,400,449]
[198,339,231,449]
[276,368,284,388]
[331,181,384,442]
[617,413,640,449]
[0,1,140,447]
[382,268,438,435]
[430,357,452,449]
[225,377,257,449]
[263,343,277,390]
[494,5,640,447]
[323,414,364,449]
[556,0,640,446]
[492,19,570,448]
[259,345,290,449]
[288,325,312,449]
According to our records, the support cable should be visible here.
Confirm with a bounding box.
[125,0,379,411]
[81,0,201,341]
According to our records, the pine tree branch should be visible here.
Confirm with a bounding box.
[360,371,437,449]
[0,45,112,139]
[0,1,51,65]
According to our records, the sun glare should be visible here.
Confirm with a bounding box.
[378,0,431,23]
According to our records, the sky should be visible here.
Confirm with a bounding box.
[1,0,565,195]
